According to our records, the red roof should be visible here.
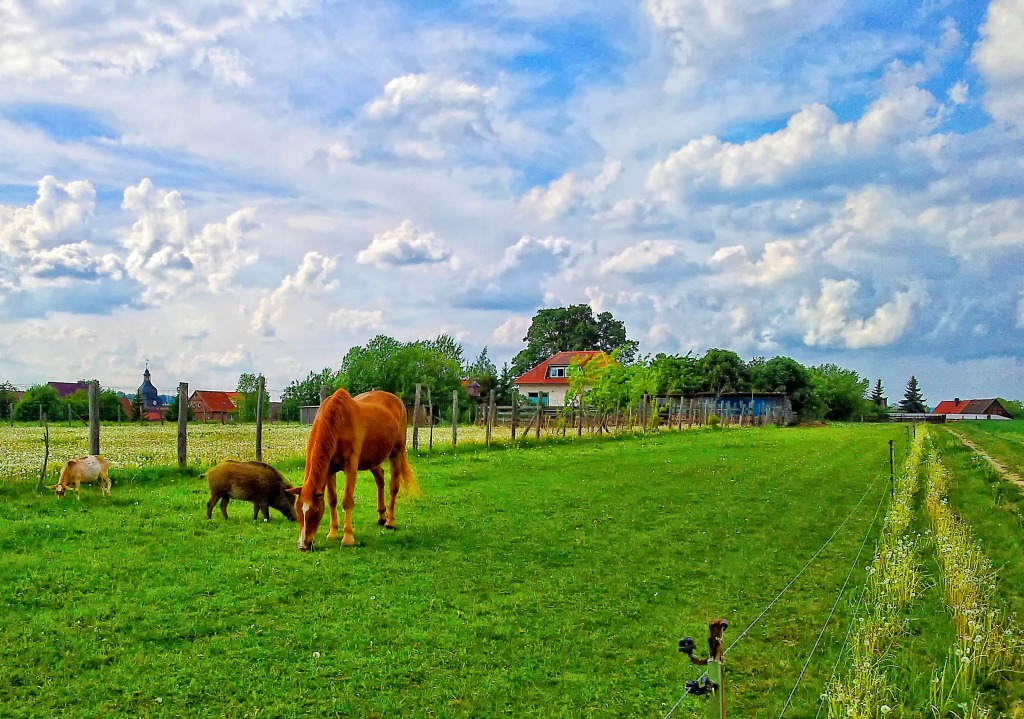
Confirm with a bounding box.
[932,400,969,414]
[190,390,239,413]
[514,351,612,385]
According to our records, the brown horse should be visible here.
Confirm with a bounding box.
[288,389,419,551]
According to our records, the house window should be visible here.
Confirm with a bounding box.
[527,392,549,406]
[547,366,566,379]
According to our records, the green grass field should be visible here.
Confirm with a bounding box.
[2,422,1021,717]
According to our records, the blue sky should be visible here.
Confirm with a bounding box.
[0,0,1022,406]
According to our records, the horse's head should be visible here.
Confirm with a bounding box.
[287,485,325,551]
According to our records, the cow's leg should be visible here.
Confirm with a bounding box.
[325,472,341,540]
[385,456,401,529]
[206,494,218,520]
[341,465,358,546]
[219,496,229,520]
[371,465,387,525]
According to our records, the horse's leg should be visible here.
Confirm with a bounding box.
[341,466,358,546]
[385,456,400,529]
[371,465,387,525]
[325,472,341,540]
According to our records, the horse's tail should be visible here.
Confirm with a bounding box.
[394,449,422,498]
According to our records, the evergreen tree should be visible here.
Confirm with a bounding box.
[898,375,927,413]
[131,391,145,421]
[869,379,885,407]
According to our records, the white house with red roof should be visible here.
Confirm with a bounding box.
[930,398,1012,421]
[513,350,612,407]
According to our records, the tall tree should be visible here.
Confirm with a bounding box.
[806,364,870,420]
[749,356,812,414]
[339,334,464,406]
[13,384,62,421]
[869,379,885,407]
[898,375,927,413]
[163,393,195,422]
[0,381,18,418]
[695,349,749,398]
[236,372,269,422]
[511,305,638,375]
[280,368,340,421]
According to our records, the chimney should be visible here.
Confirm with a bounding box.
[954,397,960,404]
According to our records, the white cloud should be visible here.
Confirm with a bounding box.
[600,240,683,275]
[356,220,454,267]
[647,87,940,199]
[796,278,923,349]
[120,178,259,301]
[328,308,384,332]
[643,0,842,88]
[972,0,1024,130]
[710,240,802,285]
[522,158,622,220]
[490,315,531,346]
[251,251,338,337]
[0,176,122,292]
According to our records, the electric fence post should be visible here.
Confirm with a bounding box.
[889,439,895,498]
[679,618,728,719]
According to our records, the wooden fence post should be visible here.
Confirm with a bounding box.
[451,390,458,449]
[255,375,265,462]
[177,382,188,468]
[412,384,422,451]
[511,392,518,443]
[88,380,100,456]
[485,389,495,448]
[427,388,434,450]
[535,394,542,439]
[39,418,50,489]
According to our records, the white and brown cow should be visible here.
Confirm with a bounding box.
[49,455,112,499]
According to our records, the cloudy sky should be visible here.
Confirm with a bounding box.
[1,0,1022,404]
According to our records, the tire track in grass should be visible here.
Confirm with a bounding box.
[946,429,1024,494]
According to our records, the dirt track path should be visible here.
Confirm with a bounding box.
[946,428,1024,493]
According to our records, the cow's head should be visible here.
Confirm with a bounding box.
[287,486,324,551]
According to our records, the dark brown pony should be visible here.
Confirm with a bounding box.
[289,389,419,551]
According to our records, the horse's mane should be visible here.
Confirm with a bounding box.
[302,389,356,494]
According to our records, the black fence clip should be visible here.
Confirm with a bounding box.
[685,674,718,696]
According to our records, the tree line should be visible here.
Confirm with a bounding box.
[4,304,1019,424]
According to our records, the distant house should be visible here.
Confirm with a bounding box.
[931,398,1012,421]
[513,350,613,407]
[189,390,240,423]
[48,381,91,399]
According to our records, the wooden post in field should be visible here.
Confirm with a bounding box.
[427,388,434,450]
[451,390,458,449]
[255,375,265,462]
[320,385,330,404]
[511,392,518,443]
[88,380,100,455]
[577,398,583,437]
[485,389,495,448]
[177,382,188,468]
[412,383,422,451]
[38,418,50,490]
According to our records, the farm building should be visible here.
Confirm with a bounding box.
[930,398,1012,421]
[675,392,795,425]
[48,380,92,398]
[513,350,614,407]
[189,390,240,423]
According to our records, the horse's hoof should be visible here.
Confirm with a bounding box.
[377,517,387,526]
[385,524,396,531]
[342,535,356,547]
[326,530,338,540]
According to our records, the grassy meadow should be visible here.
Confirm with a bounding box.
[1,421,1022,717]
